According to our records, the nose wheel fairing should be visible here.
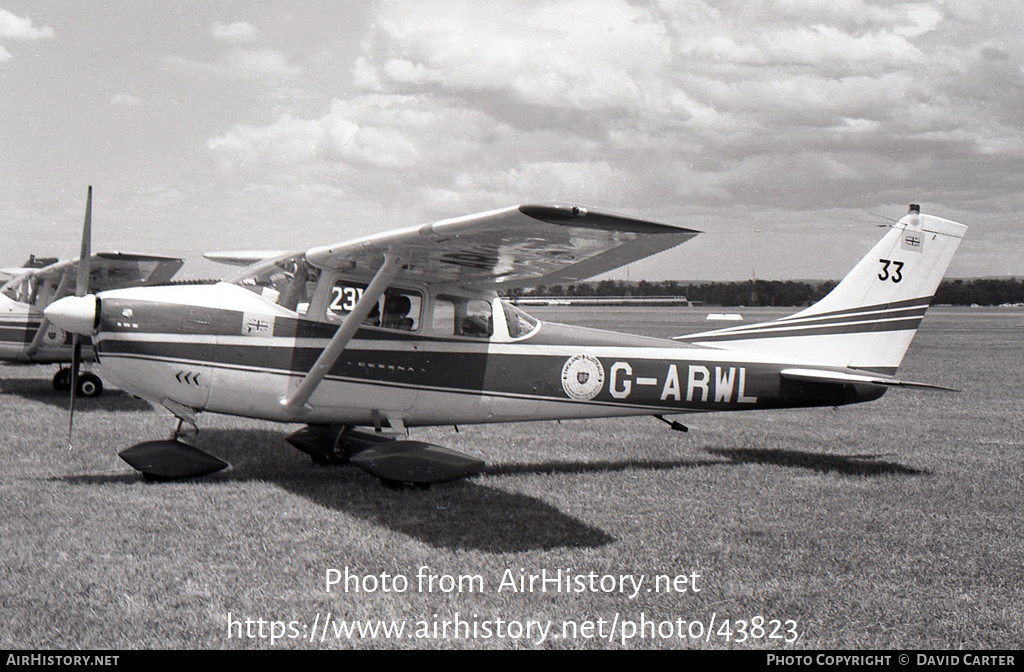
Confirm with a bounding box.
[118,440,230,481]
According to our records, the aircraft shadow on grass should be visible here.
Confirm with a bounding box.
[0,377,153,412]
[55,431,927,551]
[57,428,615,553]
[485,456,721,478]
[706,447,928,476]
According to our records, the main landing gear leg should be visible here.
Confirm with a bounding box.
[171,416,200,441]
[284,424,486,487]
[160,399,200,440]
[284,424,351,465]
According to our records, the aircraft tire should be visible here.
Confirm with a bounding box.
[76,372,103,398]
[52,369,72,392]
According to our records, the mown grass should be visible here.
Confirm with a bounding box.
[0,307,1020,649]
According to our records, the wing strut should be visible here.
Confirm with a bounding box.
[25,270,74,357]
[282,252,403,412]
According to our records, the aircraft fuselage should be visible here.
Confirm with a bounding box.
[0,294,83,364]
[90,283,885,427]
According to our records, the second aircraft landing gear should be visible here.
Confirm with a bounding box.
[52,368,104,397]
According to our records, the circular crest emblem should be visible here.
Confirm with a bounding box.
[43,326,67,346]
[561,354,605,401]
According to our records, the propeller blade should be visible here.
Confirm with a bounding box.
[75,186,92,298]
[68,334,80,449]
[67,186,93,450]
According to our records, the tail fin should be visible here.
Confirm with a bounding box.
[676,206,967,373]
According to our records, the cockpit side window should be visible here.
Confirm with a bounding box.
[326,280,422,331]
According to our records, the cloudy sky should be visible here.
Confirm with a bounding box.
[1,1,1021,281]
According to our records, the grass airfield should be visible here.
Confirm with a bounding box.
[0,306,1021,649]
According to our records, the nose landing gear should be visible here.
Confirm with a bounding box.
[52,368,104,397]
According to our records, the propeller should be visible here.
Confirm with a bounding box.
[67,186,93,448]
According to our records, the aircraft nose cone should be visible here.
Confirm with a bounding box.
[44,295,99,335]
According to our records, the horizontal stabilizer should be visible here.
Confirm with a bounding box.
[119,440,230,480]
[348,439,486,484]
[780,368,957,392]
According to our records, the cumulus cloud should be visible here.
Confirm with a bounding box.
[211,21,260,44]
[167,48,301,79]
[207,0,1024,232]
[165,20,299,79]
[211,94,494,175]
[357,0,675,116]
[0,9,54,39]
[0,8,54,63]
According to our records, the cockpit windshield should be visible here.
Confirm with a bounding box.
[228,252,320,315]
[2,274,52,308]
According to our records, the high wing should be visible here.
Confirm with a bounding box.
[204,250,292,267]
[304,204,699,288]
[1,256,60,278]
[2,252,184,305]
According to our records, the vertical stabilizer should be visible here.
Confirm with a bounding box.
[675,207,967,373]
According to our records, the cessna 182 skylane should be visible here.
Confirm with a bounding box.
[44,203,966,485]
[1,188,183,396]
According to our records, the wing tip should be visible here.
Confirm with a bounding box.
[518,204,701,235]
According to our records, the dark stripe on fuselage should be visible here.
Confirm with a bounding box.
[98,335,886,412]
[684,317,923,343]
[100,337,483,389]
[0,320,41,345]
[733,305,927,331]
[776,296,934,322]
[675,298,934,343]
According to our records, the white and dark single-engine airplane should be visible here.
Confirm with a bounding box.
[44,202,966,485]
[0,187,184,396]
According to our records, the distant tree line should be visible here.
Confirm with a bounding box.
[932,278,1024,305]
[513,278,1024,307]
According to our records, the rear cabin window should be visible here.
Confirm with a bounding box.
[433,295,493,338]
